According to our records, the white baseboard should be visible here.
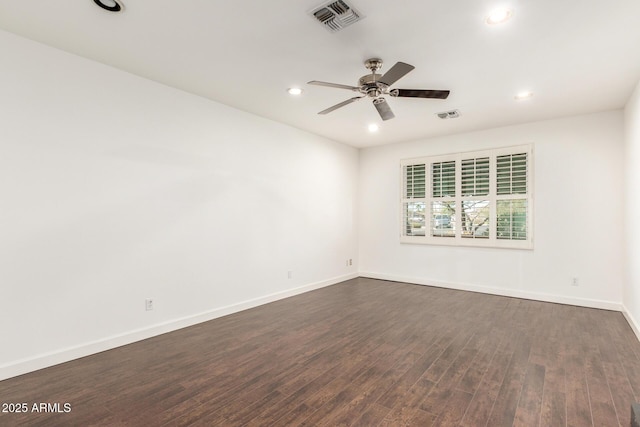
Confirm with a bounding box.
[359,271,623,312]
[0,273,357,381]
[622,304,640,342]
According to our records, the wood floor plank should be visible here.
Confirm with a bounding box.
[380,377,436,426]
[0,278,637,426]
[485,333,532,427]
[244,364,342,426]
[421,328,475,384]
[376,327,457,410]
[319,335,429,426]
[539,365,567,427]
[408,408,437,426]
[457,327,505,394]
[460,330,518,427]
[299,364,387,426]
[350,403,390,427]
[585,352,620,426]
[540,390,566,427]
[602,361,635,427]
[513,363,545,427]
[565,367,593,427]
[420,331,484,415]
[431,388,473,426]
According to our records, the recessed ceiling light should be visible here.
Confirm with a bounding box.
[368,124,379,133]
[486,8,513,25]
[514,91,534,100]
[287,87,303,96]
[93,0,123,12]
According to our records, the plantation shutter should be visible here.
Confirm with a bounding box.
[496,153,527,195]
[461,157,490,196]
[496,152,528,241]
[404,164,426,198]
[400,145,531,249]
[432,161,455,197]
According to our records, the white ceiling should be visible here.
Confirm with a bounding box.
[1,0,639,148]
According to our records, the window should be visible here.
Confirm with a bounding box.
[401,145,533,249]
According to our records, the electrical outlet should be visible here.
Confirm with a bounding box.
[287,271,293,279]
[571,277,579,287]
[145,298,154,311]
[349,259,353,266]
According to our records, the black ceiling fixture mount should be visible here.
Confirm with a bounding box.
[93,0,122,12]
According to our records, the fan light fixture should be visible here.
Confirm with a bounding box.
[287,87,303,96]
[486,8,513,25]
[93,0,123,12]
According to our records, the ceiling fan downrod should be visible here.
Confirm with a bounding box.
[361,58,385,97]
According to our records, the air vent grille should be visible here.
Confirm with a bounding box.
[310,0,364,33]
[437,110,460,119]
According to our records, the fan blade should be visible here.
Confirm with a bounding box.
[373,98,395,121]
[308,81,360,91]
[378,62,415,86]
[318,96,363,115]
[394,89,450,99]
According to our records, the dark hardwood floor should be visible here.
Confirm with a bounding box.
[2,277,640,426]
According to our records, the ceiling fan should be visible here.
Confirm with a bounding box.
[308,58,450,121]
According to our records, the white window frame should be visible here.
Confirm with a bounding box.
[400,144,533,249]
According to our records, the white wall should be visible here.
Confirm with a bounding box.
[623,79,640,337]
[359,111,625,308]
[0,30,358,380]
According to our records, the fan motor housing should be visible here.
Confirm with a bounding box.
[358,73,382,86]
[358,74,389,97]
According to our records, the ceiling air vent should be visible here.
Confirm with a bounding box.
[437,110,460,119]
[310,0,364,33]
